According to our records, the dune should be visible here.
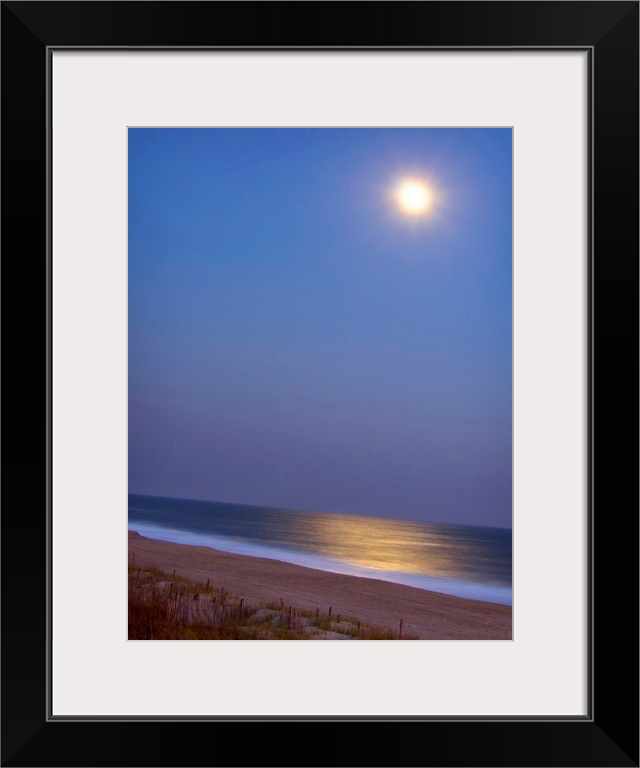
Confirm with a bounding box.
[128,530,511,640]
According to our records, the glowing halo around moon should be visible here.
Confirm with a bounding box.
[397,180,432,215]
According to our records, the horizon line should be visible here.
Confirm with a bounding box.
[128,490,512,531]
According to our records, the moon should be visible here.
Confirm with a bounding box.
[397,180,431,215]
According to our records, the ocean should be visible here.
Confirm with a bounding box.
[128,494,512,606]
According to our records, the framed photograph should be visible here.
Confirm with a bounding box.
[2,2,637,766]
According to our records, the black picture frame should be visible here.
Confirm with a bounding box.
[2,2,637,766]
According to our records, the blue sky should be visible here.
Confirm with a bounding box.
[129,128,512,528]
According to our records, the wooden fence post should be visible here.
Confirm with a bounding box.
[399,619,403,639]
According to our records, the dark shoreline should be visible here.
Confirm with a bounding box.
[129,531,512,640]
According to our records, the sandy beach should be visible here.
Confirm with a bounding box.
[129,531,511,639]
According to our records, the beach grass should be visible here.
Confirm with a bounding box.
[128,565,417,640]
